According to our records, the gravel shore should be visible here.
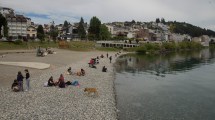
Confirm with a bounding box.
[0,50,120,120]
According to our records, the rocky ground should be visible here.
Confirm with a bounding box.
[0,49,120,120]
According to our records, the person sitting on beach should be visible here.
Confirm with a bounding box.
[102,66,107,72]
[89,59,94,65]
[48,76,55,86]
[81,69,85,76]
[89,59,96,68]
[77,68,85,76]
[46,47,54,54]
[37,46,45,56]
[100,54,104,58]
[58,74,65,88]
[67,67,73,75]
[11,79,19,92]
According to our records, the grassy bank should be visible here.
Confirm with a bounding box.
[0,40,121,52]
[0,41,59,50]
[0,41,95,51]
[126,41,203,54]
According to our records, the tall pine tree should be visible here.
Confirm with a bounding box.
[63,20,69,33]
[88,16,101,40]
[0,13,8,37]
[49,25,58,42]
[77,17,86,40]
[37,25,45,42]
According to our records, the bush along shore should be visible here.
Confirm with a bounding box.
[128,41,203,55]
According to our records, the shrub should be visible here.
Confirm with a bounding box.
[13,40,23,45]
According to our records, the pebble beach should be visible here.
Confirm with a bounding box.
[0,49,120,120]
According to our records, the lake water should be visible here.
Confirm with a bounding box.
[114,49,215,120]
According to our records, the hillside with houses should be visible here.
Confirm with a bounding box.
[1,6,215,47]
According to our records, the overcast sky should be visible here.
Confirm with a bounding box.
[1,0,215,30]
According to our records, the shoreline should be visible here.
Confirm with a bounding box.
[0,50,122,120]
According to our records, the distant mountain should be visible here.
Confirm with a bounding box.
[166,21,215,37]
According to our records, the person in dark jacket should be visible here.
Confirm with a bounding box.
[48,76,55,86]
[107,53,109,58]
[109,56,112,63]
[25,69,30,91]
[17,71,24,91]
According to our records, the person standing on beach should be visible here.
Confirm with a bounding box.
[17,71,24,91]
[25,69,30,91]
[109,56,112,63]
[107,53,109,58]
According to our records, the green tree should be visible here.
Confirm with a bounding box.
[77,17,86,40]
[63,20,69,33]
[88,16,101,40]
[156,18,160,23]
[49,25,58,42]
[169,23,176,33]
[37,25,45,42]
[167,21,215,37]
[99,24,111,40]
[0,13,8,37]
[3,22,8,38]
[161,18,166,24]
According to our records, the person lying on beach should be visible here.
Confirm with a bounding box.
[65,81,80,86]
[11,79,19,92]
[58,74,65,88]
[77,69,85,76]
[48,76,56,86]
[65,81,72,85]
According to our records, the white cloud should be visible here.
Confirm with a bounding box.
[1,0,215,30]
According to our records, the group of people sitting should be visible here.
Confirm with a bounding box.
[37,46,55,57]
[88,54,109,72]
[67,67,85,76]
[47,74,80,88]
[47,74,65,87]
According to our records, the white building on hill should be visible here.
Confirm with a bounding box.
[1,6,32,39]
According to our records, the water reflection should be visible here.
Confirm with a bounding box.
[115,48,215,120]
[115,49,215,77]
